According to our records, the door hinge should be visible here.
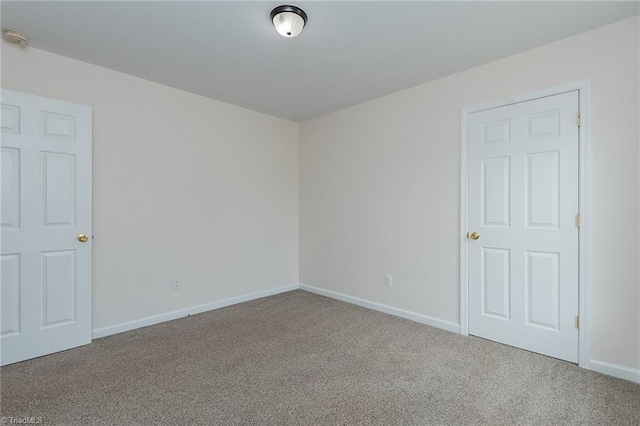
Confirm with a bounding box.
[576,315,580,329]
[576,213,581,228]
[577,113,581,127]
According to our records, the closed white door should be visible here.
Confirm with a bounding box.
[1,89,92,365]
[467,91,579,362]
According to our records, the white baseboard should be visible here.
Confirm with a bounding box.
[298,283,460,334]
[91,282,638,385]
[589,359,640,384]
[93,282,460,339]
[92,284,299,339]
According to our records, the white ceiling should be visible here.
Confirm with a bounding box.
[2,1,638,122]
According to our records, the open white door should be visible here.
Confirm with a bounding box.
[1,89,92,365]
[467,91,579,363]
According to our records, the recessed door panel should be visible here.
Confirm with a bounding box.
[482,156,510,227]
[1,147,20,228]
[40,111,76,141]
[42,250,77,327]
[526,109,560,140]
[482,248,510,319]
[526,251,560,330]
[42,152,76,227]
[1,254,21,336]
[1,104,20,134]
[482,119,510,146]
[527,151,560,229]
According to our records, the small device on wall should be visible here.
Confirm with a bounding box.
[3,29,28,47]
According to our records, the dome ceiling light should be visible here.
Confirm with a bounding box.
[270,5,307,38]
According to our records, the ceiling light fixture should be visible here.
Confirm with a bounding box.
[270,5,307,38]
[3,29,28,47]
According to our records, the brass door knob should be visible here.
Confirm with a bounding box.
[78,234,89,243]
[468,232,480,240]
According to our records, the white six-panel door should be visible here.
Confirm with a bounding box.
[467,91,579,363]
[1,89,92,365]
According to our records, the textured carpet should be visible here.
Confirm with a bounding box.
[1,290,639,425]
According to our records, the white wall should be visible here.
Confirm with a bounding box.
[299,17,640,370]
[1,41,299,331]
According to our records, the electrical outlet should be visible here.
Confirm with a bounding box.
[171,277,181,291]
[385,274,392,287]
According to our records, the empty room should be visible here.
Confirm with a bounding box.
[1,1,639,424]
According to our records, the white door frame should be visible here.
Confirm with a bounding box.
[459,79,592,369]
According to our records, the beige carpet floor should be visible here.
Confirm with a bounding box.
[1,290,639,425]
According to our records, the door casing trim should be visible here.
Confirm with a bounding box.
[459,79,592,369]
